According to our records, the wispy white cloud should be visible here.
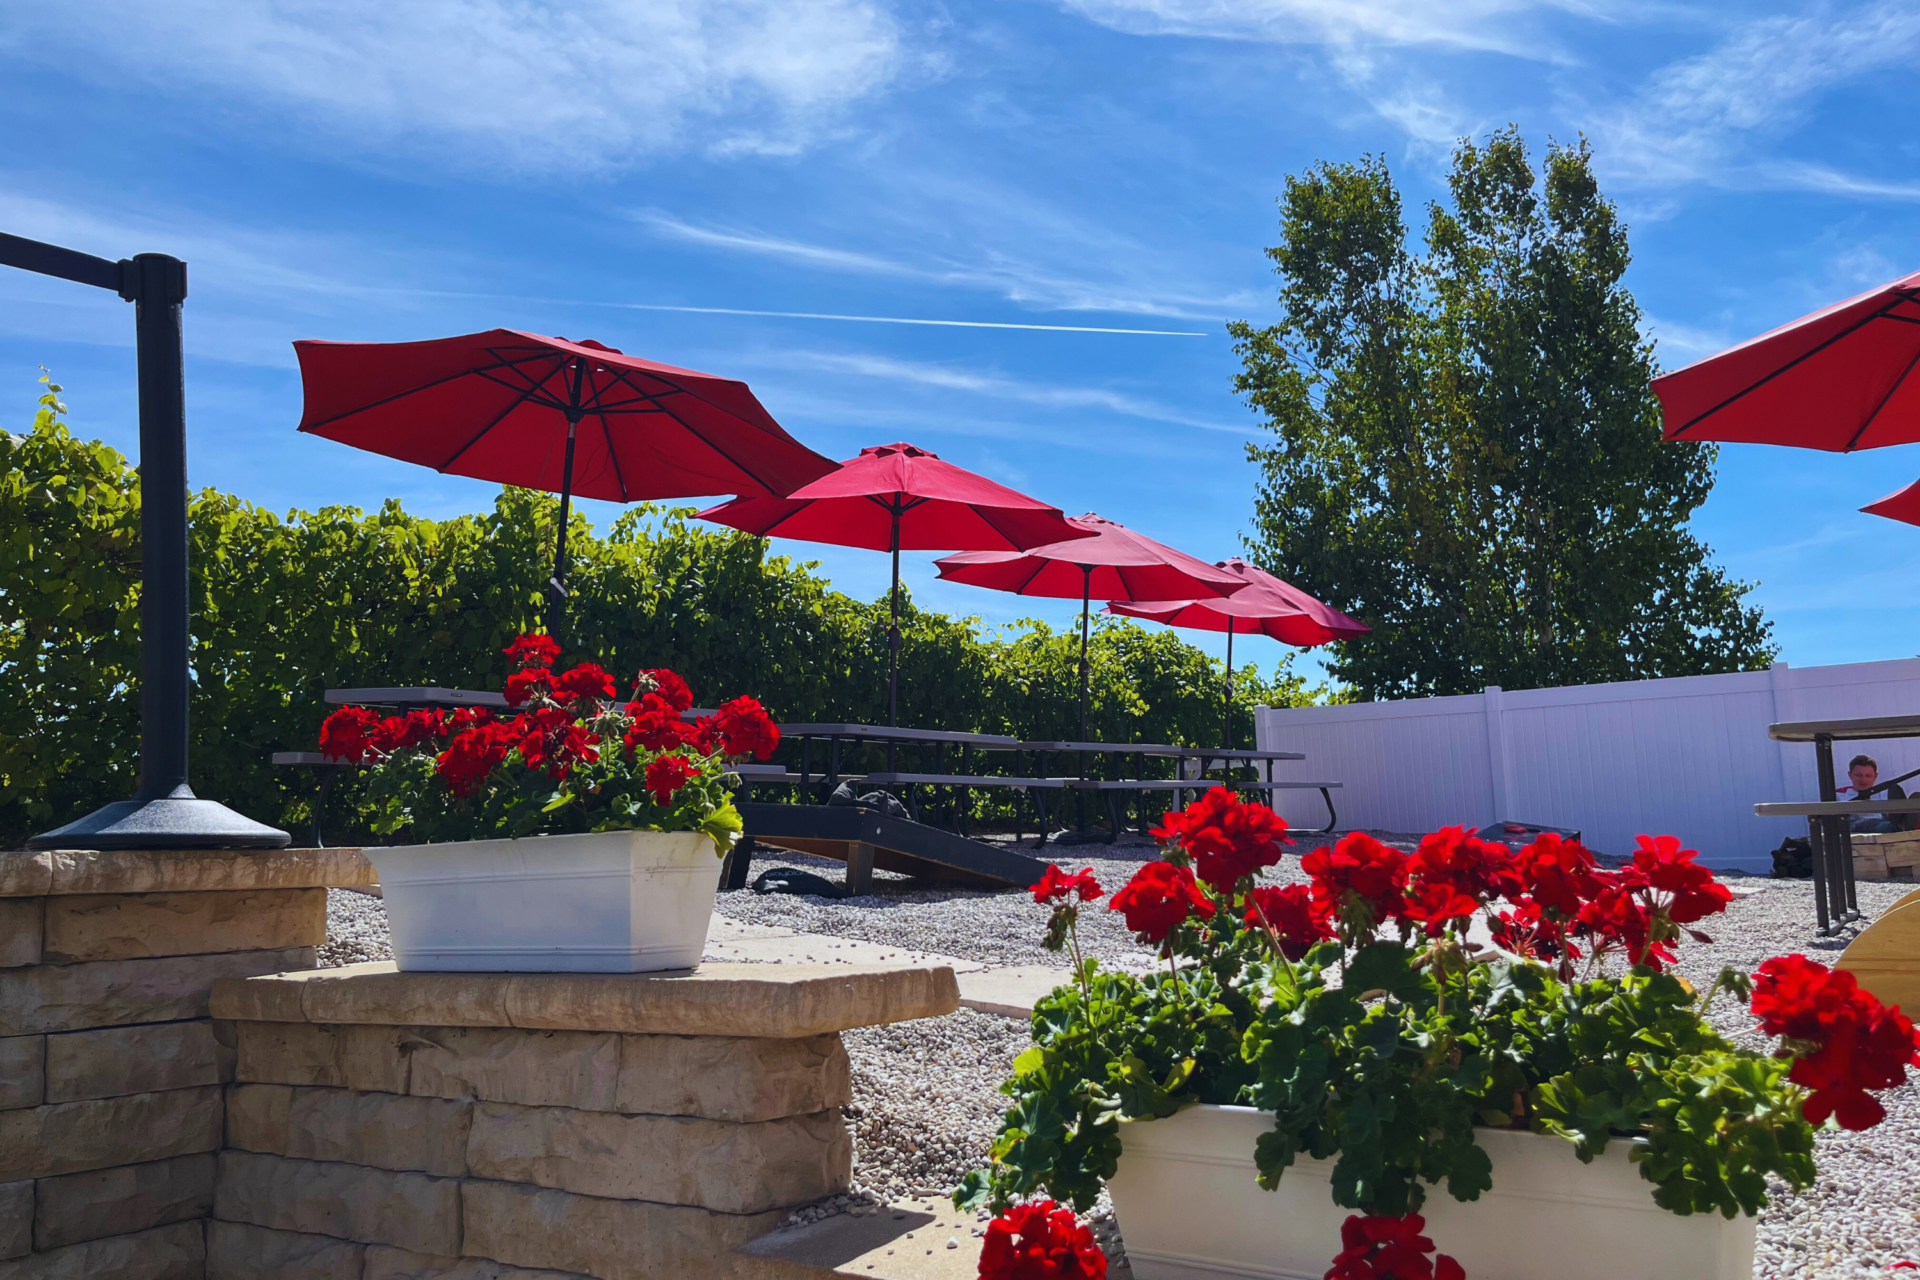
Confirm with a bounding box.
[1057,0,1603,57]
[12,0,904,172]
[1590,1,1920,188]
[770,348,1254,434]
[635,209,1250,318]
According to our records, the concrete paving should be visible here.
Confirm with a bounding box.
[732,1196,1133,1280]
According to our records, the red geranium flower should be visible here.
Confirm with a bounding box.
[435,720,517,796]
[1034,865,1105,905]
[1625,834,1733,925]
[370,708,446,754]
[318,705,381,763]
[1752,954,1920,1131]
[623,694,692,754]
[505,667,551,708]
[514,707,600,781]
[1405,826,1518,918]
[716,695,781,760]
[1244,883,1333,960]
[1513,832,1602,919]
[646,755,700,805]
[1109,861,1213,945]
[684,714,721,755]
[1325,1213,1464,1280]
[552,663,617,703]
[1152,787,1293,894]
[1302,832,1408,940]
[637,668,695,713]
[977,1200,1107,1280]
[503,634,561,670]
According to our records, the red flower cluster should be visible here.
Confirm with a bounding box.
[513,706,600,781]
[637,668,694,713]
[436,718,517,796]
[976,1200,1107,1280]
[1034,865,1105,906]
[716,695,781,760]
[1244,883,1333,960]
[503,634,561,669]
[1302,833,1409,939]
[553,663,616,703]
[317,706,449,763]
[1153,787,1292,893]
[624,694,694,754]
[1401,827,1518,937]
[645,755,700,806]
[1324,1213,1464,1280]
[1109,861,1213,945]
[1751,955,1920,1130]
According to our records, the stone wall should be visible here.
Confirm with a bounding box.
[201,959,959,1280]
[0,848,375,1280]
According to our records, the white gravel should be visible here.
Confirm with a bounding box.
[324,850,1920,1277]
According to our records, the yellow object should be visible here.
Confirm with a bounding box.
[1838,899,1920,1014]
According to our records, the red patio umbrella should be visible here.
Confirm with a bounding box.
[696,443,1091,725]
[1862,477,1920,527]
[295,329,836,628]
[1654,266,1920,450]
[1106,558,1369,748]
[935,514,1245,741]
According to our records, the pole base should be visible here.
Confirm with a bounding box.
[27,792,291,851]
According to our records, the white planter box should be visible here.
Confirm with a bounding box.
[1108,1103,1755,1280]
[365,830,721,973]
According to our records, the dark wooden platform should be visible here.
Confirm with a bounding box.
[728,802,1047,894]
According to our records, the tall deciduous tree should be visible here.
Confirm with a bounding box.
[1232,129,1774,700]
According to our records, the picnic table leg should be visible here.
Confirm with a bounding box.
[1808,817,1831,935]
[721,836,756,893]
[1102,792,1120,844]
[309,768,339,849]
[1317,787,1338,835]
[1841,821,1861,922]
[1814,735,1842,933]
[844,842,875,896]
[828,737,842,792]
[801,737,813,803]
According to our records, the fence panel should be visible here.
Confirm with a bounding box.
[1253,659,1920,870]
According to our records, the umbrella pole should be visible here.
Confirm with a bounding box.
[1077,567,1092,743]
[546,416,579,636]
[888,507,902,729]
[1223,619,1234,750]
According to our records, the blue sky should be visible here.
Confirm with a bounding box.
[5,0,1918,692]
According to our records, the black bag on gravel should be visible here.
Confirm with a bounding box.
[1770,836,1813,880]
[750,868,846,898]
[827,781,909,820]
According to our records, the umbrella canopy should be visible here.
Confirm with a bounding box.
[1106,558,1369,747]
[936,514,1245,740]
[1862,477,1920,527]
[697,443,1091,725]
[295,329,836,628]
[1655,267,1920,450]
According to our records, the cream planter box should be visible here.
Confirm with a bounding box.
[1107,1103,1755,1280]
[366,830,722,972]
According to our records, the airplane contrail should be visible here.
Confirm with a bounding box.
[607,302,1210,336]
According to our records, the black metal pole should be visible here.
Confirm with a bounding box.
[888,506,902,728]
[1222,618,1234,751]
[546,416,579,637]
[1077,567,1091,743]
[9,235,286,849]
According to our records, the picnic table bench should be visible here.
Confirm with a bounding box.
[1758,714,1920,934]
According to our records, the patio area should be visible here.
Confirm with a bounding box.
[317,839,1920,1279]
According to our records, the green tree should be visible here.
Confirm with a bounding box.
[1231,129,1774,700]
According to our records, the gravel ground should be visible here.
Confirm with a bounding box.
[323,845,1920,1278]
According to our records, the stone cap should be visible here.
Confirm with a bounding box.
[0,847,376,898]
[211,960,961,1039]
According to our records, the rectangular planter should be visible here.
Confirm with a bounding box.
[365,830,721,972]
[1107,1103,1755,1280]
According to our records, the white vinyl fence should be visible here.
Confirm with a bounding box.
[1252,658,1920,871]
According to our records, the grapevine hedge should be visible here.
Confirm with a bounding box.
[3,383,1309,847]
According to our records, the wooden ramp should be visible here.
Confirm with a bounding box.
[727,802,1046,894]
[1840,888,1920,1012]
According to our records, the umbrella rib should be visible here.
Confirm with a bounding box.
[1844,342,1920,451]
[1669,296,1911,438]
[598,412,630,502]
[601,367,775,490]
[439,357,574,472]
[297,348,558,431]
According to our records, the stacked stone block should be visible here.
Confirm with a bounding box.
[202,960,958,1280]
[0,848,373,1280]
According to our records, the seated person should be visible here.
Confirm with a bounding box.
[1844,754,1912,832]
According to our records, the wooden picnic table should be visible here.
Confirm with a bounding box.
[1759,714,1920,934]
